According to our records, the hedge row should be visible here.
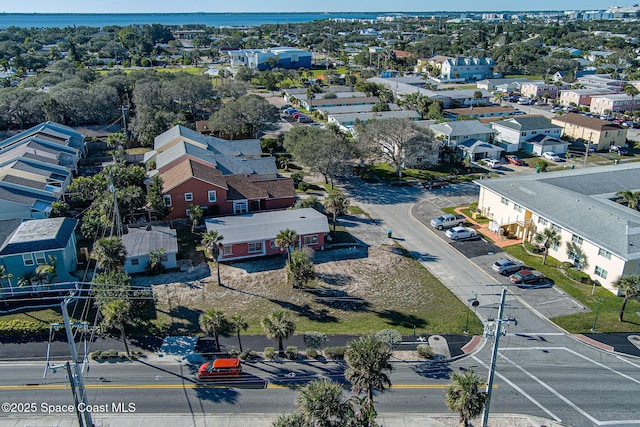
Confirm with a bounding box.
[0,320,48,336]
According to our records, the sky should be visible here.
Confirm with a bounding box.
[0,0,630,14]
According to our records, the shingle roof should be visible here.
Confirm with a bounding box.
[120,225,178,257]
[493,116,562,132]
[225,176,295,201]
[552,113,625,131]
[154,125,262,157]
[430,120,494,137]
[476,163,640,260]
[0,182,56,207]
[160,159,227,192]
[0,217,77,255]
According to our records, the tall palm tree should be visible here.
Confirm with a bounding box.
[616,190,640,211]
[92,236,127,272]
[274,228,298,262]
[101,299,131,355]
[614,275,640,322]
[0,265,14,296]
[295,379,349,427]
[533,228,562,265]
[345,335,393,413]
[261,310,296,357]
[230,314,249,352]
[187,204,203,232]
[624,84,639,112]
[324,192,350,234]
[445,370,488,427]
[202,230,224,286]
[199,309,227,352]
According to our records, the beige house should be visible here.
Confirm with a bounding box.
[520,81,568,100]
[551,113,627,151]
[475,163,640,294]
[557,88,618,108]
[589,94,640,114]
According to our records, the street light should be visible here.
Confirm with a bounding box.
[591,297,604,332]
[464,293,479,335]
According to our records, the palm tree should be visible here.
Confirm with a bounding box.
[230,314,249,352]
[199,309,227,352]
[187,204,203,232]
[0,265,14,296]
[614,275,640,322]
[616,190,640,211]
[202,230,224,286]
[285,249,315,289]
[295,379,349,427]
[445,370,489,427]
[493,92,505,105]
[324,192,350,234]
[624,84,639,112]
[274,228,298,262]
[261,310,296,357]
[101,299,131,355]
[533,228,562,265]
[92,236,127,272]
[345,335,393,413]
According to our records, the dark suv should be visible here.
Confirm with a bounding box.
[423,179,449,190]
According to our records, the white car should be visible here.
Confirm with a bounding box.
[445,226,478,241]
[542,152,562,162]
[482,158,501,169]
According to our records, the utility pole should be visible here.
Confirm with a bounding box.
[481,286,515,427]
[583,131,593,167]
[61,296,93,427]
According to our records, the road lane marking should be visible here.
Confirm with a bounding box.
[471,356,561,423]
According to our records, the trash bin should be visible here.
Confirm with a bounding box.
[387,229,393,238]
[570,164,575,169]
[535,166,541,173]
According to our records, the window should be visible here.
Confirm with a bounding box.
[550,241,560,251]
[22,253,34,266]
[131,258,139,265]
[303,235,318,245]
[552,224,561,233]
[223,245,232,256]
[571,234,583,245]
[568,252,581,267]
[500,197,509,206]
[537,217,548,226]
[521,132,526,137]
[594,266,608,279]
[248,242,263,253]
[163,195,172,207]
[513,204,523,213]
[160,254,168,262]
[598,248,612,260]
[208,190,217,203]
[35,252,46,265]
[184,192,193,202]
[271,240,279,249]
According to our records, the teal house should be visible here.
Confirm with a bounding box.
[0,217,78,297]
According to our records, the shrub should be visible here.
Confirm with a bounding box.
[297,181,310,192]
[285,345,298,360]
[417,344,435,359]
[562,265,593,284]
[375,329,403,349]
[107,349,118,358]
[90,350,102,360]
[0,319,48,336]
[264,347,276,360]
[290,172,303,183]
[239,350,258,361]
[306,348,318,359]
[324,346,346,359]
[229,348,240,357]
[303,331,328,350]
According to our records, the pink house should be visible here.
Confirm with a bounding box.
[204,208,330,261]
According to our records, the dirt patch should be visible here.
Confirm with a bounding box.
[136,244,467,336]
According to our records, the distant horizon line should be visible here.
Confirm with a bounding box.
[0,10,581,15]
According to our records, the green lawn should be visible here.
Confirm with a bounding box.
[503,245,640,333]
[367,163,486,184]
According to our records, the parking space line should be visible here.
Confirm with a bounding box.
[537,297,570,306]
[471,355,562,422]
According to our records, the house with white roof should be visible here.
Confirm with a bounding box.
[205,208,329,261]
[589,94,640,115]
[429,120,495,147]
[491,116,566,154]
[475,163,640,293]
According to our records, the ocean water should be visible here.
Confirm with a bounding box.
[0,12,389,29]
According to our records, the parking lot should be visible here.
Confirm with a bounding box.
[412,183,588,319]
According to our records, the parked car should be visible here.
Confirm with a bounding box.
[508,269,545,284]
[551,107,563,113]
[445,226,478,241]
[431,214,466,230]
[609,145,629,155]
[505,155,524,166]
[291,112,302,119]
[298,115,313,123]
[481,158,501,169]
[518,97,532,105]
[542,152,562,162]
[284,107,297,114]
[279,104,292,111]
[423,179,449,190]
[492,258,525,275]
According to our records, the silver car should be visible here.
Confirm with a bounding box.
[492,258,524,275]
[445,226,478,241]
